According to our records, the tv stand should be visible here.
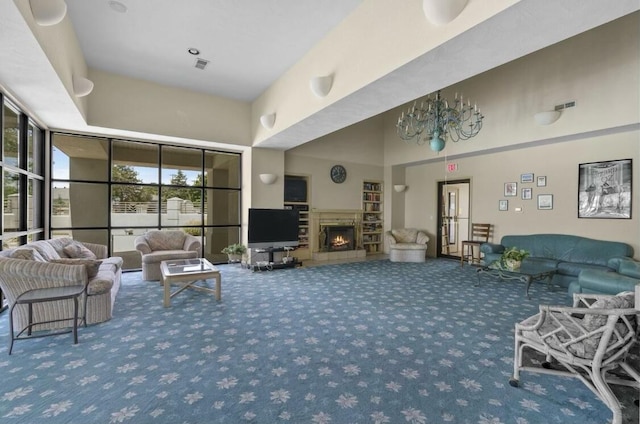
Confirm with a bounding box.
[249,247,302,272]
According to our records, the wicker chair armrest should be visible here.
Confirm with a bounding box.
[572,292,618,308]
[80,241,107,259]
[547,305,637,317]
[416,231,430,245]
[183,234,202,253]
[134,235,152,254]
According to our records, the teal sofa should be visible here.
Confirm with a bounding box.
[480,234,636,294]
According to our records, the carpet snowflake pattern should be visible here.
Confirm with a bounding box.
[0,260,624,423]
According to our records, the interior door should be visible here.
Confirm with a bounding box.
[437,179,470,259]
[446,188,459,253]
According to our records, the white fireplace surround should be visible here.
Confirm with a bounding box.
[310,209,367,261]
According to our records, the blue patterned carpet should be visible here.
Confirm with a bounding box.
[0,259,635,423]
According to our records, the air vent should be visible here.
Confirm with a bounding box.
[195,58,209,70]
[554,101,576,111]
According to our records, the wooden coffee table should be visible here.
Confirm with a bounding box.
[160,258,221,307]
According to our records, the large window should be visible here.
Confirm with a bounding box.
[0,97,45,250]
[50,134,241,269]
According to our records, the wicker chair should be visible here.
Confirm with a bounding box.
[385,228,429,262]
[510,290,640,424]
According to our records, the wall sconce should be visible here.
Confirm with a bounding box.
[30,0,67,26]
[73,76,94,97]
[393,184,408,192]
[534,110,561,126]
[310,75,333,98]
[259,173,277,185]
[260,113,276,130]
[422,0,468,26]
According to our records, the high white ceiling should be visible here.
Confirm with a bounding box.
[65,0,363,102]
[0,0,638,151]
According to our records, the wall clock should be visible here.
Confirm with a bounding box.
[330,165,347,184]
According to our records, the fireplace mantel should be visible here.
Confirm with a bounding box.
[309,209,366,261]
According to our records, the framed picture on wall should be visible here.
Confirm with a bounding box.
[504,182,517,197]
[537,176,547,187]
[578,159,632,219]
[537,194,553,210]
[499,200,508,211]
[522,188,532,200]
[521,173,534,183]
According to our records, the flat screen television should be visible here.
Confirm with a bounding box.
[284,176,307,202]
[248,208,300,249]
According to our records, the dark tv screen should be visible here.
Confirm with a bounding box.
[248,208,299,249]
[284,177,307,202]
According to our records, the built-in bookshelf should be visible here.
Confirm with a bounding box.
[362,180,383,254]
[284,175,310,260]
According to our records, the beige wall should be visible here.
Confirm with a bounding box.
[403,130,639,258]
[88,70,252,146]
[285,116,385,210]
[384,12,640,167]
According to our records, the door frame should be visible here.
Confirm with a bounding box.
[437,178,471,259]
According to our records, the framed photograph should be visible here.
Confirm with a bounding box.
[537,176,547,187]
[499,200,508,211]
[521,173,534,183]
[537,194,553,210]
[522,188,532,200]
[578,159,632,219]
[504,182,517,197]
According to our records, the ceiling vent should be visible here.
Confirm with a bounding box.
[554,101,576,111]
[195,58,209,70]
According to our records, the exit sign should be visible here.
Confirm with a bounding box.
[447,163,458,172]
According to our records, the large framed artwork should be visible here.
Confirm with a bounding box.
[578,159,632,219]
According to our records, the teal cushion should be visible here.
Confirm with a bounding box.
[556,262,609,277]
[578,269,639,295]
[523,257,559,271]
[618,260,640,279]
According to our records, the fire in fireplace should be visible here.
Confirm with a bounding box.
[325,225,355,251]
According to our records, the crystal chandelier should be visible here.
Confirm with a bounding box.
[396,90,484,152]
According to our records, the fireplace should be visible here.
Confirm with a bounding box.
[324,225,355,252]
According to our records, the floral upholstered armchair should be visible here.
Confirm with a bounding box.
[135,230,201,281]
[384,228,429,262]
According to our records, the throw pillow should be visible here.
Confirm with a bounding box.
[582,291,635,331]
[50,258,102,278]
[146,230,186,251]
[63,241,97,259]
[10,248,46,262]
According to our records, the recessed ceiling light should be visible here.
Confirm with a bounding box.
[188,48,200,56]
[108,1,127,13]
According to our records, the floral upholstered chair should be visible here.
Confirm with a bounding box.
[510,290,639,424]
[384,228,429,263]
[135,230,201,281]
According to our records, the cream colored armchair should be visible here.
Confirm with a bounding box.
[385,228,429,262]
[135,230,201,281]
